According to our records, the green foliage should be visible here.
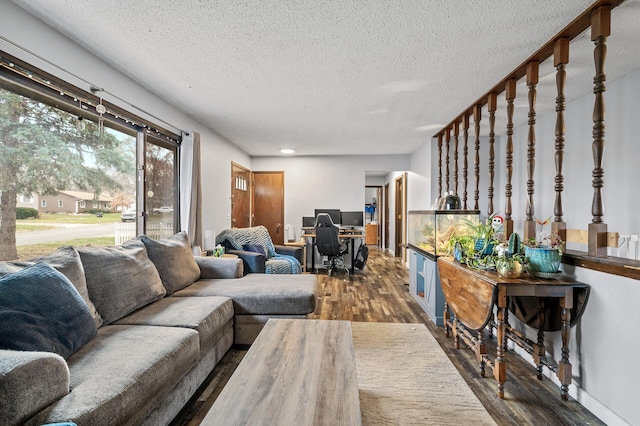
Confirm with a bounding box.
[0,88,133,197]
[16,207,38,219]
[86,208,111,214]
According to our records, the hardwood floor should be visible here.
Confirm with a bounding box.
[171,247,604,426]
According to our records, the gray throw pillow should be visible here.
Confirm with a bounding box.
[139,232,201,294]
[76,240,166,324]
[0,262,97,359]
[0,246,103,328]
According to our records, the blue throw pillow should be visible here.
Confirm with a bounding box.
[0,263,97,359]
[243,244,267,258]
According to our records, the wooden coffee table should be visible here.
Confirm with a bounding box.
[201,319,361,425]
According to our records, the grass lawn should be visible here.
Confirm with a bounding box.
[17,237,114,260]
[18,212,122,225]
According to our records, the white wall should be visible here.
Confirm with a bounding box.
[251,154,410,241]
[0,1,251,242]
[408,140,432,211]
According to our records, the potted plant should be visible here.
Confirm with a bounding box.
[493,233,526,278]
[525,228,565,277]
[462,214,498,256]
[445,234,475,261]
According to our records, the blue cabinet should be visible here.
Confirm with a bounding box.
[408,247,445,326]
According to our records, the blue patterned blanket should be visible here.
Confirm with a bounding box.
[215,226,301,274]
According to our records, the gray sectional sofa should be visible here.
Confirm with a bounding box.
[0,232,318,426]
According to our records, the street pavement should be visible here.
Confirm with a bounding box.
[15,222,117,246]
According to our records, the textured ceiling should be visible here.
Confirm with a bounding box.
[9,0,640,156]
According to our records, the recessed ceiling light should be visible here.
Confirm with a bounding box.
[280,148,295,154]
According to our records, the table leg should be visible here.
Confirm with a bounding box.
[535,298,546,380]
[559,305,572,401]
[494,306,507,398]
[444,301,450,338]
[453,318,460,349]
[478,329,486,377]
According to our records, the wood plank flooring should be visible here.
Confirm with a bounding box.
[171,247,604,426]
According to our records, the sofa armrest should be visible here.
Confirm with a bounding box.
[196,256,243,279]
[275,245,302,262]
[0,350,70,426]
[227,250,266,274]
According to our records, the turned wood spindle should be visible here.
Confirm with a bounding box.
[462,113,470,209]
[445,128,451,194]
[504,79,516,238]
[487,93,497,216]
[478,329,486,377]
[473,105,482,210]
[524,61,539,243]
[552,39,569,242]
[453,122,459,195]
[589,6,610,257]
[437,134,443,197]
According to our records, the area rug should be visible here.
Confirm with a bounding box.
[351,322,496,425]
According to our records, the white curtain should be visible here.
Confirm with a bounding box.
[180,131,203,247]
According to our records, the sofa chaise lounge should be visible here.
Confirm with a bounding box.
[0,232,318,426]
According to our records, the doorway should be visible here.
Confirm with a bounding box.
[231,162,251,228]
[394,174,406,259]
[253,171,285,245]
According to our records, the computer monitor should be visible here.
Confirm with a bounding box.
[302,216,315,228]
[340,211,364,227]
[314,209,341,225]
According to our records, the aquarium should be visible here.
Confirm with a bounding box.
[408,210,480,257]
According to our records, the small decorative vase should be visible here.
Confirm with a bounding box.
[453,242,463,261]
[474,238,495,256]
[497,261,523,278]
[525,246,561,273]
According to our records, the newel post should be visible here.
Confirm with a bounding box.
[524,61,539,243]
[487,93,497,216]
[462,113,470,209]
[453,121,460,195]
[552,38,569,242]
[445,127,451,194]
[589,6,610,257]
[504,79,517,239]
[473,105,482,210]
[437,133,443,197]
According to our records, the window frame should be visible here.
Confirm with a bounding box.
[1,49,181,237]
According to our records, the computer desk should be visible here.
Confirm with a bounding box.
[302,230,364,274]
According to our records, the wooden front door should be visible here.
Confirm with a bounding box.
[253,171,285,245]
[231,162,251,228]
[384,183,390,250]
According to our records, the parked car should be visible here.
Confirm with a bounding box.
[120,208,136,222]
[153,206,173,214]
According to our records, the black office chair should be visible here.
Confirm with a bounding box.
[314,213,349,276]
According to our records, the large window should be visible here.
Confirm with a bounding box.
[0,52,180,261]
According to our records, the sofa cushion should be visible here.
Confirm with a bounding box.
[196,256,243,279]
[26,325,199,426]
[76,240,166,325]
[139,232,201,294]
[243,243,266,257]
[115,296,234,354]
[0,263,97,359]
[172,273,318,315]
[0,246,102,328]
[0,349,70,426]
